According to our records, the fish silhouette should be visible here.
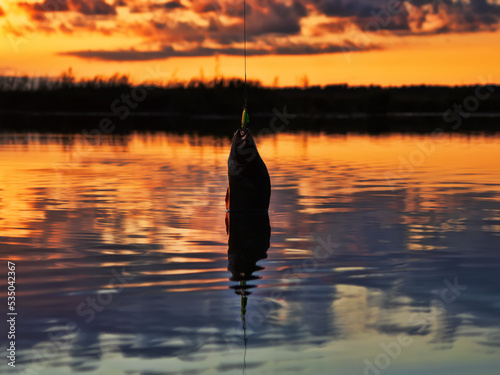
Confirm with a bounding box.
[226,127,271,212]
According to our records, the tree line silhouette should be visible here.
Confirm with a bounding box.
[1,70,499,133]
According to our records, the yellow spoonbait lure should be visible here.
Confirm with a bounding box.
[241,107,249,128]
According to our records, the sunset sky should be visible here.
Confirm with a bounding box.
[1,0,500,86]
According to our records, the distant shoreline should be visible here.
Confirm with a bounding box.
[2,81,500,133]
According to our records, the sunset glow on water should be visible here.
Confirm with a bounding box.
[0,131,499,374]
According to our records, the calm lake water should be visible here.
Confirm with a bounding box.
[1,131,499,375]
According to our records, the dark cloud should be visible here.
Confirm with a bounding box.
[247,0,307,36]
[471,0,500,15]
[408,0,440,6]
[190,0,249,17]
[160,1,185,9]
[58,42,377,61]
[32,0,69,12]
[196,0,306,36]
[274,42,378,54]
[340,0,500,34]
[59,46,263,61]
[150,1,185,10]
[316,0,386,17]
[354,3,410,32]
[311,0,500,34]
[71,0,116,15]
[403,1,499,34]
[25,0,116,15]
[130,0,185,13]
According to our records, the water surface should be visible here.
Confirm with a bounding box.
[0,132,499,375]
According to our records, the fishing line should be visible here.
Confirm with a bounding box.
[241,0,249,128]
[244,0,247,107]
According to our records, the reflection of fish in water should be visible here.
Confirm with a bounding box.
[227,211,270,287]
[226,211,271,373]
[226,127,271,212]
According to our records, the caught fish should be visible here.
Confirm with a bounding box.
[226,127,271,212]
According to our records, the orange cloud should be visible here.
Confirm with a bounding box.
[8,0,500,58]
